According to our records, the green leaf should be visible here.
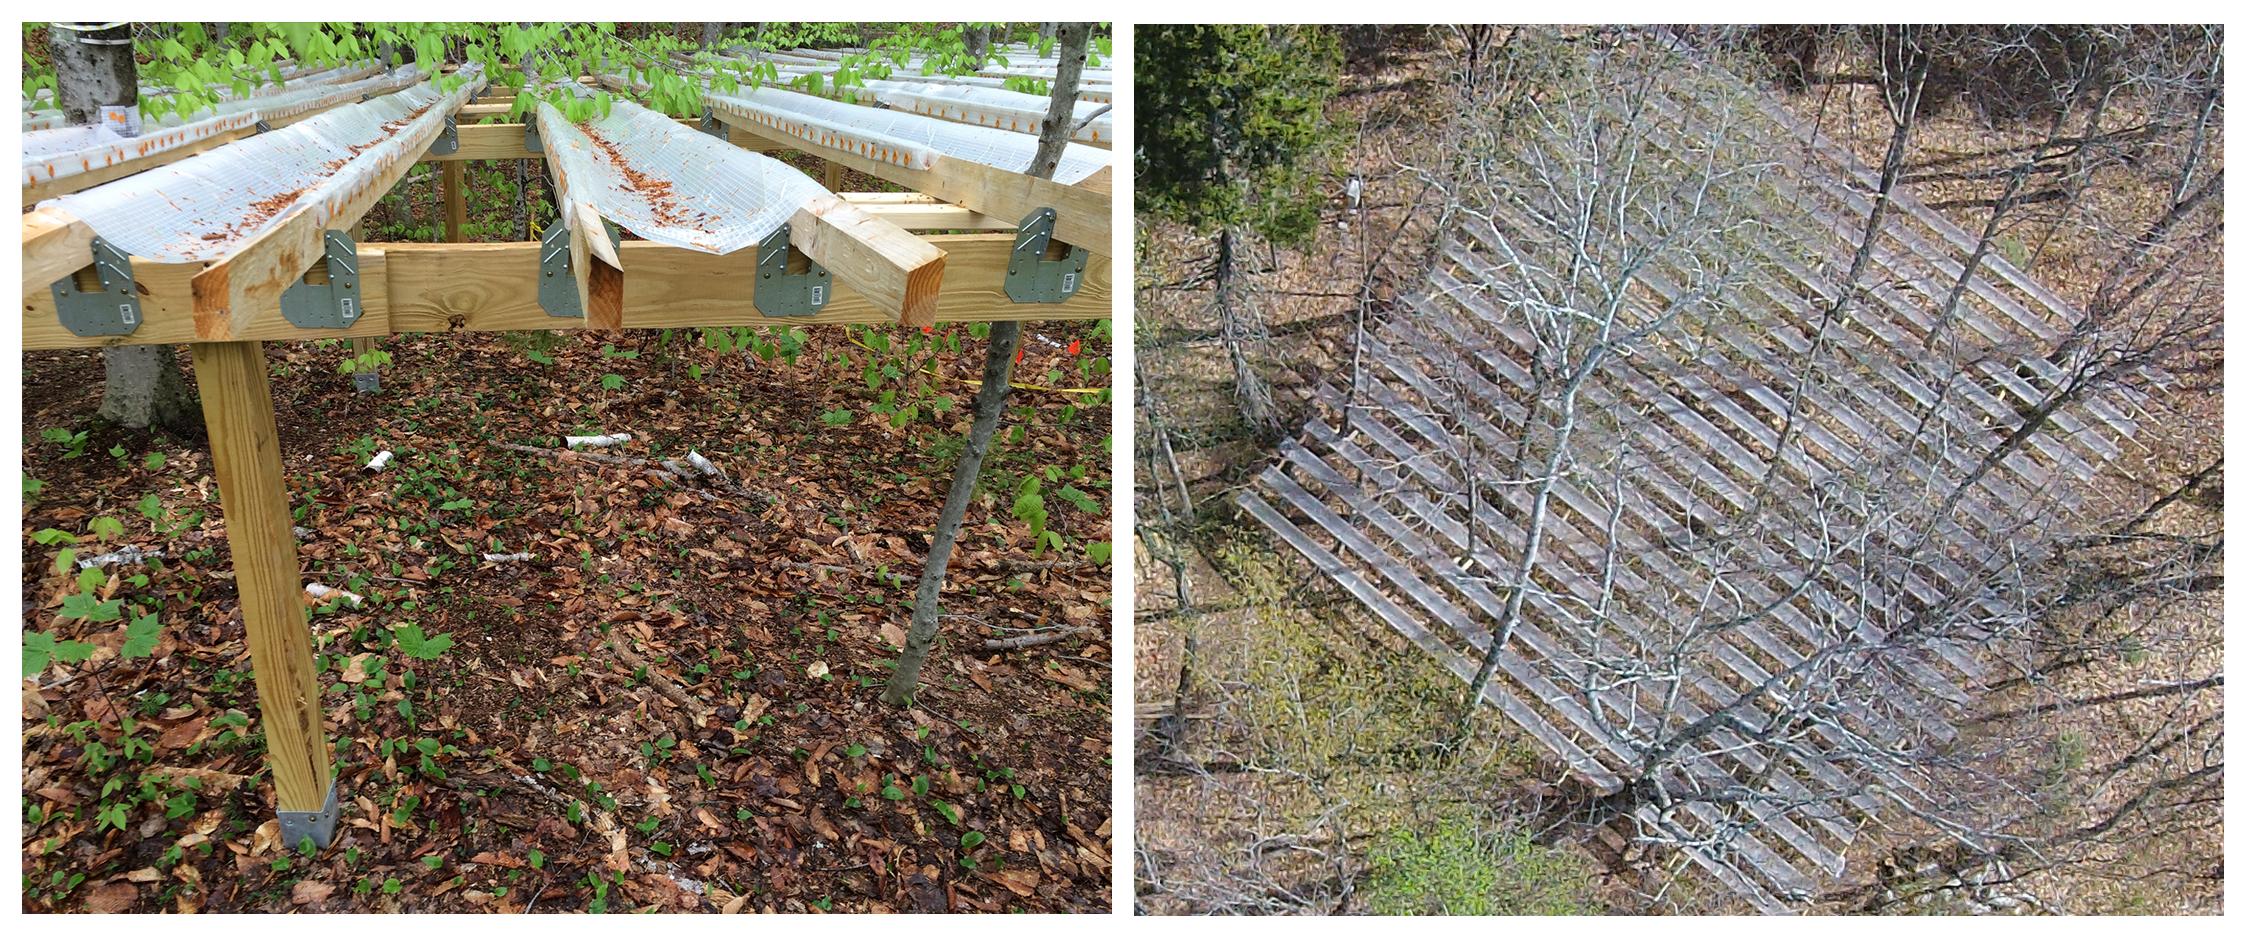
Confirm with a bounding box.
[881,785,906,800]
[393,622,455,660]
[88,517,124,541]
[960,831,984,849]
[1086,542,1113,565]
[121,612,161,659]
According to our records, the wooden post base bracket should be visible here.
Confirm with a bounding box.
[277,784,342,850]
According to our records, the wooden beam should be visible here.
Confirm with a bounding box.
[442,161,465,242]
[381,234,1105,333]
[708,109,1111,257]
[577,203,624,330]
[823,158,843,190]
[421,122,539,161]
[193,87,474,340]
[189,340,334,815]
[26,232,1102,348]
[789,194,946,328]
[24,248,392,349]
[21,208,96,297]
[22,126,258,207]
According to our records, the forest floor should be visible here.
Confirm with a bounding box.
[21,243,1116,912]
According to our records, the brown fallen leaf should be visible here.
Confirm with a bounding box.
[982,867,1039,897]
[159,715,210,751]
[249,818,280,856]
[722,894,748,914]
[809,804,840,841]
[470,850,524,868]
[84,881,138,913]
[879,621,908,647]
[291,881,334,905]
[35,786,78,806]
[123,867,162,883]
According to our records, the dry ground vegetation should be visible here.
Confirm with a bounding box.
[1134,26,2218,915]
[20,176,1118,911]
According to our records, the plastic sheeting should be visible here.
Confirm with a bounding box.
[47,67,482,263]
[534,97,828,255]
[860,79,1110,144]
[22,111,259,186]
[707,86,1107,184]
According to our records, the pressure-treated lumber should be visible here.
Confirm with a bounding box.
[790,193,947,328]
[421,120,773,162]
[574,202,624,329]
[379,234,1103,333]
[442,161,465,241]
[189,340,334,814]
[21,126,257,207]
[709,110,1111,257]
[21,207,96,297]
[191,80,480,341]
[26,233,1104,347]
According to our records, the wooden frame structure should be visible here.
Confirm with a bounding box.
[1240,61,2141,912]
[21,74,1111,845]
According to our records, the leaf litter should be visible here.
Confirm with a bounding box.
[20,322,1113,913]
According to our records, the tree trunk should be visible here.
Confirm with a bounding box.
[1025,23,1091,179]
[99,345,202,433]
[964,24,991,60]
[702,22,724,52]
[49,22,135,127]
[883,23,1092,708]
[54,22,205,433]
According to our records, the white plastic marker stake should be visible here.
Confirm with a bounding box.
[565,432,632,448]
[305,583,365,607]
[482,552,533,563]
[366,450,394,471]
[78,546,162,569]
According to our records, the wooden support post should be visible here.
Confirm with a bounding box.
[189,341,335,826]
[350,335,380,393]
[443,161,465,242]
[824,158,843,191]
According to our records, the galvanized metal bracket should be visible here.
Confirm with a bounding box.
[753,223,830,318]
[428,114,459,156]
[278,230,364,329]
[1004,207,1088,304]
[354,371,381,393]
[699,108,726,139]
[525,120,543,154]
[537,217,622,319]
[255,118,273,134]
[276,783,340,851]
[50,236,143,337]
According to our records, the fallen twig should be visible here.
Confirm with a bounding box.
[982,626,1088,650]
[608,636,713,728]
